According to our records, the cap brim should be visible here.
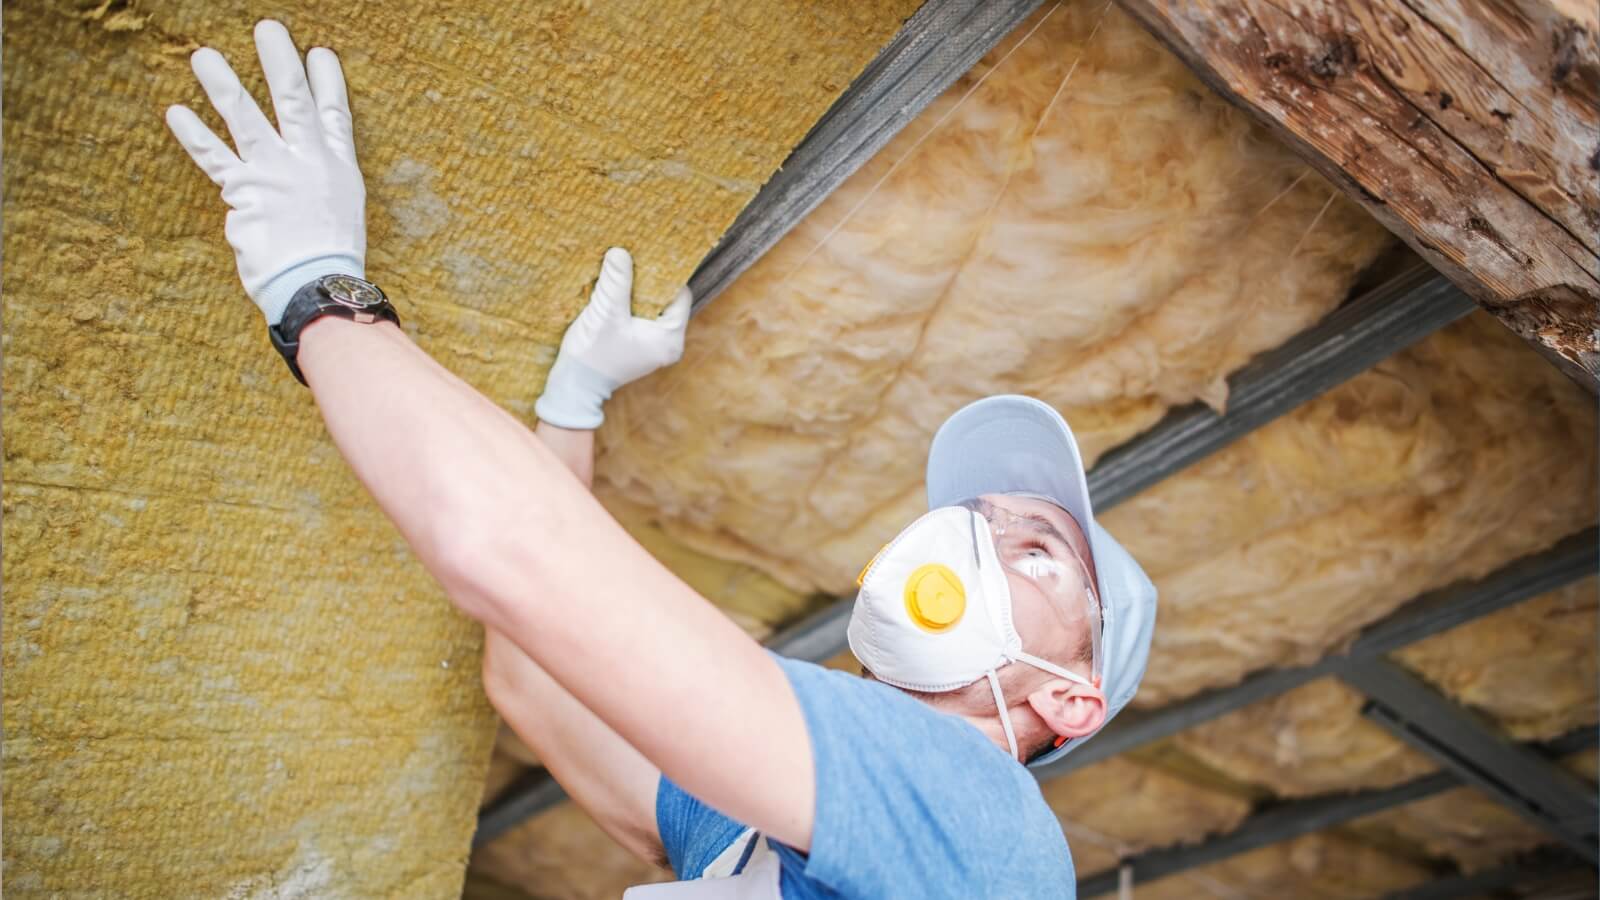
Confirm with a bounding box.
[926,395,1097,551]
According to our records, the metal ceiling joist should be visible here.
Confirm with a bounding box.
[1076,727,1599,898]
[1378,847,1592,900]
[685,0,1047,309]
[474,767,569,848]
[476,526,1596,846]
[755,264,1478,668]
[477,273,1541,844]
[1351,660,1600,863]
[1086,262,1474,508]
[1036,527,1598,777]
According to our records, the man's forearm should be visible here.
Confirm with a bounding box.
[297,314,815,850]
[296,315,573,629]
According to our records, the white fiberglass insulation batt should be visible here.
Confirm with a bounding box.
[1175,577,1599,798]
[596,2,1393,601]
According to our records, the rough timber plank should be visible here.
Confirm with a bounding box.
[1113,0,1600,388]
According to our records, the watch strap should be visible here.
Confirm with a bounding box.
[268,275,400,385]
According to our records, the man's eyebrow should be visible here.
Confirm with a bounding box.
[1016,511,1070,545]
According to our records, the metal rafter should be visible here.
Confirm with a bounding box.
[474,0,1577,855]
[476,261,1516,845]
[1035,527,1598,777]
[1378,847,1593,900]
[1076,727,1598,898]
[685,0,1047,310]
[735,263,1478,672]
[475,527,1595,846]
[1085,262,1473,508]
[1351,661,1600,863]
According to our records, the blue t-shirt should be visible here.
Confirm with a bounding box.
[656,654,1075,898]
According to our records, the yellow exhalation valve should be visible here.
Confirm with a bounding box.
[903,563,966,632]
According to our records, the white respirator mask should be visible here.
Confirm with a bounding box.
[846,503,1100,762]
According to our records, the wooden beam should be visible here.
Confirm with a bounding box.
[1114,0,1600,390]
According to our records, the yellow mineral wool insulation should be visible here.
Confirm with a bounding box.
[1106,313,1598,706]
[1174,678,1437,797]
[1352,786,1552,873]
[1394,577,1598,741]
[1132,833,1431,900]
[1039,757,1251,877]
[596,1,1394,596]
[471,803,670,900]
[2,0,919,895]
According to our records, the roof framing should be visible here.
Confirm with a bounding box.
[1037,527,1598,777]
[686,0,1047,310]
[1351,661,1600,862]
[745,263,1479,674]
[1379,847,1594,900]
[1076,726,1598,898]
[476,2,1599,874]
[1111,0,1600,389]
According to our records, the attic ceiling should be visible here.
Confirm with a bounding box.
[3,0,1590,896]
[472,3,1597,898]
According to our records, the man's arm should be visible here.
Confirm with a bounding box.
[298,317,817,849]
[164,23,816,852]
[480,422,661,864]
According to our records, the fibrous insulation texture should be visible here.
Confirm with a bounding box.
[482,5,1596,897]
[1174,578,1599,800]
[0,1,917,895]
[597,2,1393,612]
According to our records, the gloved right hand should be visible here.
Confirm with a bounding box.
[534,248,693,430]
[165,20,366,326]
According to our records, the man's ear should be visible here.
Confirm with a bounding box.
[1025,678,1106,740]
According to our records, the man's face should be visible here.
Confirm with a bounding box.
[978,493,1100,682]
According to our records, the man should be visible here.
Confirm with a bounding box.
[164,23,1156,898]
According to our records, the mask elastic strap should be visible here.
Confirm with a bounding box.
[985,669,1020,761]
[1012,650,1093,687]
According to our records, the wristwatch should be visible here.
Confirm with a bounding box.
[268,274,401,385]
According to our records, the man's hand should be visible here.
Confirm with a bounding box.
[534,248,692,430]
[165,20,365,326]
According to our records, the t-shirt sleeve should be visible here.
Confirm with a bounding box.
[768,654,1071,899]
[655,772,748,879]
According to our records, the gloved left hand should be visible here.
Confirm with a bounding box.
[534,248,693,430]
[165,20,365,326]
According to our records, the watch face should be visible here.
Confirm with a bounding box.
[321,275,384,310]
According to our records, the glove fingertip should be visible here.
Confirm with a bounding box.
[254,18,290,42]
[189,46,222,76]
[657,286,693,328]
[602,247,633,280]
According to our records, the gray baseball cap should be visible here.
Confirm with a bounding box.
[925,395,1157,767]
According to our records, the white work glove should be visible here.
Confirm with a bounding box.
[535,248,693,430]
[164,20,365,326]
